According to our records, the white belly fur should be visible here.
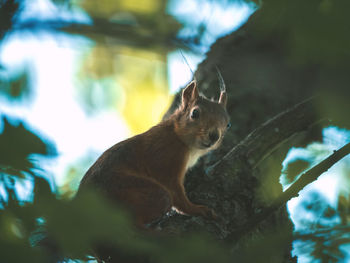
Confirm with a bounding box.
[186,148,209,170]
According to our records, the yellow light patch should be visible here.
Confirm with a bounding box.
[119,0,162,14]
[78,0,163,17]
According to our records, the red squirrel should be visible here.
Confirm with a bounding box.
[78,80,230,225]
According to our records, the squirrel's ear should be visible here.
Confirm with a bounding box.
[218,91,227,108]
[182,80,199,106]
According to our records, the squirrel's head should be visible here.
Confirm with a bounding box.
[173,80,230,151]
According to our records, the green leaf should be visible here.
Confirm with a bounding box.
[0,117,56,175]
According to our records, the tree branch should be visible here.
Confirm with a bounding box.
[226,142,350,242]
[207,98,322,175]
[13,18,187,52]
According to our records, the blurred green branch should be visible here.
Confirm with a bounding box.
[63,16,184,51]
[13,16,189,52]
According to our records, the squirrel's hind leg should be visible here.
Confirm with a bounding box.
[107,174,172,226]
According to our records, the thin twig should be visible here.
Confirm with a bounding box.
[226,142,350,242]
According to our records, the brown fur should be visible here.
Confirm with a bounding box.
[78,81,230,225]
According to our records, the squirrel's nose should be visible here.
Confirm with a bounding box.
[209,130,219,144]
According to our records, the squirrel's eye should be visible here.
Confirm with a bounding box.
[191,109,200,119]
[227,122,231,129]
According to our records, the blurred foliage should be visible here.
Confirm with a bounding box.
[78,45,172,134]
[77,0,181,41]
[58,0,177,134]
[115,47,171,134]
[0,68,31,101]
[79,0,166,16]
[57,0,183,53]
[0,117,56,178]
[0,116,54,260]
[236,226,294,263]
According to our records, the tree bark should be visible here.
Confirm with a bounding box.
[156,3,350,261]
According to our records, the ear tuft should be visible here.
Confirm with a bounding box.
[182,80,199,107]
[218,91,227,108]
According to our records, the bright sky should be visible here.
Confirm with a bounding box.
[167,0,255,92]
[283,127,350,230]
[0,33,129,189]
[168,0,255,51]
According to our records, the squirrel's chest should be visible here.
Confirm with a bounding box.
[186,149,208,170]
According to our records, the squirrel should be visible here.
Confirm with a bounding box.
[78,80,230,226]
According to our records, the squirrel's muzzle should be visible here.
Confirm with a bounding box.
[209,131,219,144]
[200,129,220,148]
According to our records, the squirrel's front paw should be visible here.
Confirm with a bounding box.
[195,205,218,220]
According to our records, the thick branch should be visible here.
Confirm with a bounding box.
[226,142,350,242]
[13,18,185,52]
[208,98,322,174]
